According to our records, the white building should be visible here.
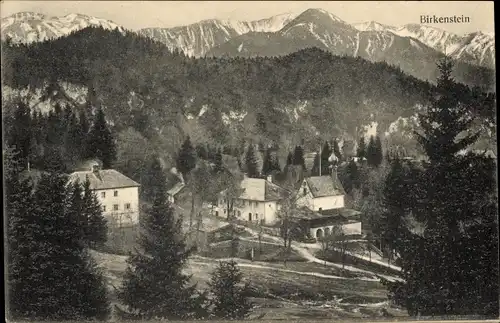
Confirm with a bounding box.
[297,175,346,211]
[68,163,140,227]
[214,176,287,225]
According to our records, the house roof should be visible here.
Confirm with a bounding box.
[304,175,346,198]
[68,169,140,190]
[167,182,185,196]
[239,177,287,201]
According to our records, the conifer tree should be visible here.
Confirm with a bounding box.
[86,107,116,169]
[245,144,259,178]
[82,178,108,247]
[141,154,167,203]
[270,152,281,173]
[357,136,366,159]
[7,172,110,321]
[286,152,293,166]
[343,159,360,194]
[320,141,332,175]
[292,145,305,169]
[7,100,32,169]
[176,136,197,178]
[366,135,377,167]
[214,148,223,173]
[311,151,320,176]
[117,180,208,320]
[208,260,253,319]
[386,58,499,317]
[261,148,272,176]
[374,136,384,167]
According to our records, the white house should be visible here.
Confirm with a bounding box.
[214,176,287,225]
[297,175,346,211]
[68,162,140,227]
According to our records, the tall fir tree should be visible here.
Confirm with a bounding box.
[343,159,360,194]
[245,144,259,178]
[214,148,223,173]
[311,151,320,176]
[366,135,377,167]
[117,179,208,320]
[357,136,366,159]
[386,58,499,317]
[374,136,384,167]
[7,100,32,169]
[176,136,197,178]
[208,260,253,319]
[320,141,332,176]
[141,154,167,203]
[286,151,293,166]
[270,152,281,173]
[81,178,108,247]
[261,148,272,176]
[7,172,110,321]
[292,145,305,169]
[86,107,116,169]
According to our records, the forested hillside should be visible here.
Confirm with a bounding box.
[2,26,495,166]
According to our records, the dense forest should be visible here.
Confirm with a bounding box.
[1,26,496,166]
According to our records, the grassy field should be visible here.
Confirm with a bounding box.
[91,250,407,320]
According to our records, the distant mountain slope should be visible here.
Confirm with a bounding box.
[207,11,494,89]
[1,11,124,43]
[2,9,494,70]
[2,28,495,162]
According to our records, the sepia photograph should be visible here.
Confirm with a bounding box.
[1,1,497,322]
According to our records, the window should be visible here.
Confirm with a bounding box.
[248,213,252,221]
[215,211,219,217]
[303,188,307,195]
[125,203,131,210]
[255,214,259,220]
[101,192,106,198]
[254,201,258,208]
[102,205,106,212]
[113,204,119,211]
[224,209,226,214]
[319,207,322,211]
[114,190,118,197]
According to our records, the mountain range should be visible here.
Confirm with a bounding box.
[1,9,494,72]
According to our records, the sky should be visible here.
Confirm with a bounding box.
[1,1,495,35]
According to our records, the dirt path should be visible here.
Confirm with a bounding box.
[238,227,402,282]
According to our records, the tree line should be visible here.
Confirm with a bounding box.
[4,99,117,172]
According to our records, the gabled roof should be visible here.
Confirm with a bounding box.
[68,169,140,190]
[167,182,185,196]
[304,175,346,198]
[239,177,287,201]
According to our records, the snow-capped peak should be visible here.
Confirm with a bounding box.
[353,21,395,32]
[1,12,124,43]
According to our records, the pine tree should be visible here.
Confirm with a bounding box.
[320,141,332,176]
[286,152,293,166]
[292,145,305,169]
[82,178,108,247]
[7,172,110,320]
[6,100,32,169]
[117,183,208,320]
[357,136,366,159]
[141,155,167,203]
[245,144,259,178]
[86,107,116,169]
[387,58,499,317]
[261,148,272,176]
[270,152,281,173]
[374,136,384,167]
[208,260,253,319]
[311,151,320,176]
[176,136,197,178]
[343,159,360,194]
[214,148,223,173]
[366,136,377,167]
